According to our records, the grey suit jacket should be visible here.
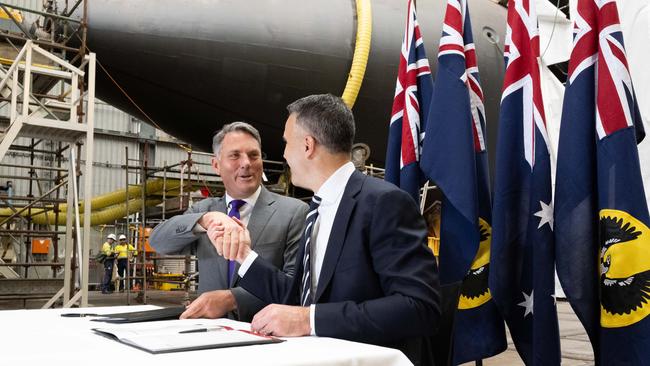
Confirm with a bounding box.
[149,186,308,322]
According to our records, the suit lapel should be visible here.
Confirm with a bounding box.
[210,196,230,287]
[213,196,227,214]
[247,187,276,250]
[315,171,364,302]
[231,187,276,286]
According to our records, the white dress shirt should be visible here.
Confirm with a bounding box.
[224,185,261,225]
[239,162,356,335]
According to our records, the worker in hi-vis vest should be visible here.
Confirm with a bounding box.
[101,233,117,294]
[114,234,137,292]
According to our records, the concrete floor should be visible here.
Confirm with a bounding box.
[460,301,595,365]
[0,289,192,311]
[1,292,594,365]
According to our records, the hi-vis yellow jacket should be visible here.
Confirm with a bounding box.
[114,243,137,259]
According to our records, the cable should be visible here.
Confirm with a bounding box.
[73,33,193,153]
[540,0,563,60]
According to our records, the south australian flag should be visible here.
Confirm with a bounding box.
[554,0,649,364]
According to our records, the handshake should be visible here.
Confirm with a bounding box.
[198,211,252,263]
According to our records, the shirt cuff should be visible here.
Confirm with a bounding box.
[192,223,207,234]
[309,304,316,336]
[237,251,258,277]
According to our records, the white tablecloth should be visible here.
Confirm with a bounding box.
[0,305,412,366]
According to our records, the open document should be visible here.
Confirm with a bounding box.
[92,319,283,354]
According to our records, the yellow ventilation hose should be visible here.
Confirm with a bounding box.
[0,179,192,226]
[341,0,372,109]
[30,198,163,226]
[57,178,181,213]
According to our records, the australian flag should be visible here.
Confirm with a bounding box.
[554,0,649,364]
[489,0,561,364]
[420,0,506,363]
[385,0,434,202]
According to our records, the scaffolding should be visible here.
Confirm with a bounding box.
[0,1,95,308]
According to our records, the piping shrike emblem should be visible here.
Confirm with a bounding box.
[458,218,492,309]
[600,209,650,328]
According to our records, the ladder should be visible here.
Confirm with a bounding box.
[0,40,97,308]
[124,142,150,305]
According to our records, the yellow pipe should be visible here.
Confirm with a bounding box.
[0,178,180,217]
[30,198,163,226]
[0,178,203,225]
[0,8,23,23]
[57,178,181,213]
[341,0,372,108]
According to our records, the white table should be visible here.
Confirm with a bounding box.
[0,305,413,366]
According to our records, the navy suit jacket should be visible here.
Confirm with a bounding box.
[240,170,441,363]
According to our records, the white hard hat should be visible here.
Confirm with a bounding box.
[118,234,127,241]
[107,233,116,241]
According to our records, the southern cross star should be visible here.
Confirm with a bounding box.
[518,290,534,318]
[534,200,554,231]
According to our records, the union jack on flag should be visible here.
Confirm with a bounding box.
[575,0,638,140]
[501,0,551,169]
[438,0,487,154]
[489,0,561,364]
[554,0,648,364]
[420,0,506,362]
[384,0,433,202]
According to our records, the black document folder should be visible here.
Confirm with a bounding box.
[90,306,186,323]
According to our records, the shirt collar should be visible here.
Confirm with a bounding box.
[225,185,262,211]
[315,162,356,205]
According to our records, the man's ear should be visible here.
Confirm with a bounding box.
[304,135,316,157]
[211,157,221,175]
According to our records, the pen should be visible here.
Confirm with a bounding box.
[178,326,227,334]
[60,313,99,318]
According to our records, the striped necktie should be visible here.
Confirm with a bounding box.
[227,199,246,286]
[301,195,322,306]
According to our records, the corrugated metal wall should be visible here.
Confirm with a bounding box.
[0,137,58,198]
[79,136,140,196]
[155,142,214,177]
[95,101,133,132]
[3,0,41,9]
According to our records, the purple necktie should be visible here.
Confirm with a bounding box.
[227,199,246,286]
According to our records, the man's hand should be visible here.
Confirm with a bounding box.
[179,290,237,319]
[250,304,311,337]
[198,211,238,231]
[210,218,251,263]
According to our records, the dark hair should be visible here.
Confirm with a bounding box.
[212,122,262,156]
[287,94,355,154]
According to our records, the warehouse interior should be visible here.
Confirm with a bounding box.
[0,1,257,308]
[0,1,649,365]
[0,1,396,311]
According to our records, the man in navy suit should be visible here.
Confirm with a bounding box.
[210,94,441,364]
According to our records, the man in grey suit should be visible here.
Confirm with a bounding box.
[149,122,308,322]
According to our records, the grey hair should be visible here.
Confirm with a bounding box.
[286,94,355,154]
[212,121,262,156]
